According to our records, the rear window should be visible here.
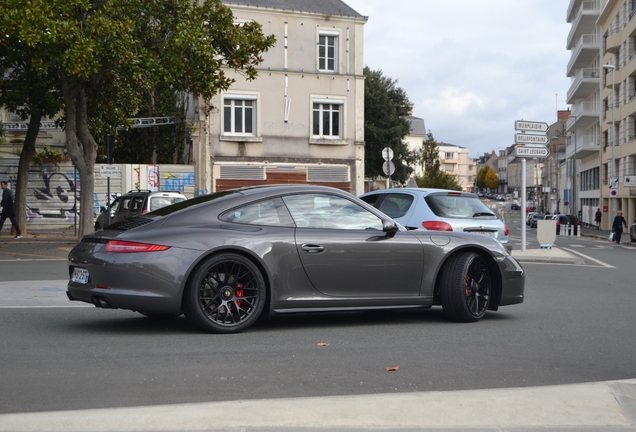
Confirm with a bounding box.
[376,193,413,218]
[149,196,186,212]
[425,194,495,219]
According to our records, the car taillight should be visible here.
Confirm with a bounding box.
[504,224,509,236]
[142,209,149,214]
[422,221,453,231]
[106,240,170,253]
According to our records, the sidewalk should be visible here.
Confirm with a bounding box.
[1,379,635,431]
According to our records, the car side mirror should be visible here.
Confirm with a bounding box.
[100,206,106,213]
[382,219,399,237]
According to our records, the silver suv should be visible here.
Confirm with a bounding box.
[95,190,187,230]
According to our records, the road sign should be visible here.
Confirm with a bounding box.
[99,164,119,177]
[515,146,549,158]
[382,161,395,176]
[382,147,394,161]
[515,133,549,145]
[515,120,549,133]
[609,177,619,189]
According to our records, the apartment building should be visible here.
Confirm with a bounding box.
[566,0,603,226]
[437,143,475,192]
[596,0,636,229]
[191,0,368,196]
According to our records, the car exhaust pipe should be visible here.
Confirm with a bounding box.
[92,297,115,309]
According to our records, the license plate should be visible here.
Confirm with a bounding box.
[71,268,90,284]
[472,231,496,237]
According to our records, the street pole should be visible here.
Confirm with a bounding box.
[603,64,617,224]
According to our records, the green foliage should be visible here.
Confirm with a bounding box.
[414,131,462,191]
[32,145,68,166]
[363,67,414,183]
[485,169,500,190]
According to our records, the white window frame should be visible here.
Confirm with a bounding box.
[222,93,258,136]
[312,98,344,139]
[318,30,339,72]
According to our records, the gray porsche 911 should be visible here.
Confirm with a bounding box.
[67,185,524,333]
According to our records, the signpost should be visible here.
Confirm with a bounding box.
[515,120,550,252]
[381,147,395,188]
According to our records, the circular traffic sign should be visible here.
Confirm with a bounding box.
[611,190,617,196]
[382,161,395,176]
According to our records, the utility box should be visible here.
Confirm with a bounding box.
[537,219,557,248]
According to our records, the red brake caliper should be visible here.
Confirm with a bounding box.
[465,276,470,297]
[235,283,244,307]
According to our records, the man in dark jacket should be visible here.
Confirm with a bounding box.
[0,181,22,239]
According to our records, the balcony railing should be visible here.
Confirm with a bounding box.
[567,34,600,73]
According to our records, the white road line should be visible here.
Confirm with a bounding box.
[562,248,615,268]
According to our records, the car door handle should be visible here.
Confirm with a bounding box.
[301,244,325,254]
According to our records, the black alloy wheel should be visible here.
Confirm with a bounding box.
[183,253,265,333]
[440,251,492,322]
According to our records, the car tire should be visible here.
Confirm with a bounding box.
[439,251,491,322]
[183,253,266,334]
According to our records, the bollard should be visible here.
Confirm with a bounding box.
[567,224,572,236]
[577,224,581,237]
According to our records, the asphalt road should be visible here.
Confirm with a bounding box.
[1,219,635,415]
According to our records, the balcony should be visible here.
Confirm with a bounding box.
[567,1,601,49]
[567,34,601,77]
[567,102,601,130]
[566,134,600,159]
[566,68,600,103]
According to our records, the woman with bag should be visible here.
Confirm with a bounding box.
[612,210,628,244]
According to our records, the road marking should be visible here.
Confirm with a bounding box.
[562,248,615,268]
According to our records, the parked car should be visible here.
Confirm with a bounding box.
[68,185,525,333]
[631,219,636,242]
[510,202,520,210]
[529,213,545,228]
[95,190,187,230]
[554,214,580,235]
[526,212,536,225]
[359,188,511,251]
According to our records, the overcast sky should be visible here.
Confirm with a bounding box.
[344,0,571,159]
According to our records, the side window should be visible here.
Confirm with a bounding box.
[318,32,338,72]
[219,198,294,227]
[117,197,132,214]
[282,194,383,231]
[359,194,380,207]
[109,197,121,212]
[377,193,413,219]
[130,197,145,212]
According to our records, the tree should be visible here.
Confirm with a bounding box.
[1,0,276,239]
[415,132,462,191]
[485,169,500,190]
[0,37,62,236]
[363,67,414,184]
[476,166,492,190]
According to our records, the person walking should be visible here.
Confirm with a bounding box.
[594,208,602,230]
[612,210,627,244]
[0,181,22,239]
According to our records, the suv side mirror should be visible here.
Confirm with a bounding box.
[100,206,106,213]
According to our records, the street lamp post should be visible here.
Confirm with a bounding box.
[603,64,617,224]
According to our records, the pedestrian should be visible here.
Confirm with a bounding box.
[611,210,627,244]
[0,181,22,239]
[594,208,602,230]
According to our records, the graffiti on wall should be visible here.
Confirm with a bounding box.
[29,169,78,222]
[161,171,195,192]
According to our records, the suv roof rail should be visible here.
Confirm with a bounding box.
[125,189,184,194]
[127,189,152,193]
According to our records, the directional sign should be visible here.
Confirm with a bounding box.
[515,120,549,133]
[515,133,549,145]
[515,146,549,158]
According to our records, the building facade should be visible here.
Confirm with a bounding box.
[191,0,368,196]
[437,143,475,192]
[596,0,636,230]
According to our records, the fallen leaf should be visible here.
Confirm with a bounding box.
[317,342,329,347]
[385,366,399,372]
